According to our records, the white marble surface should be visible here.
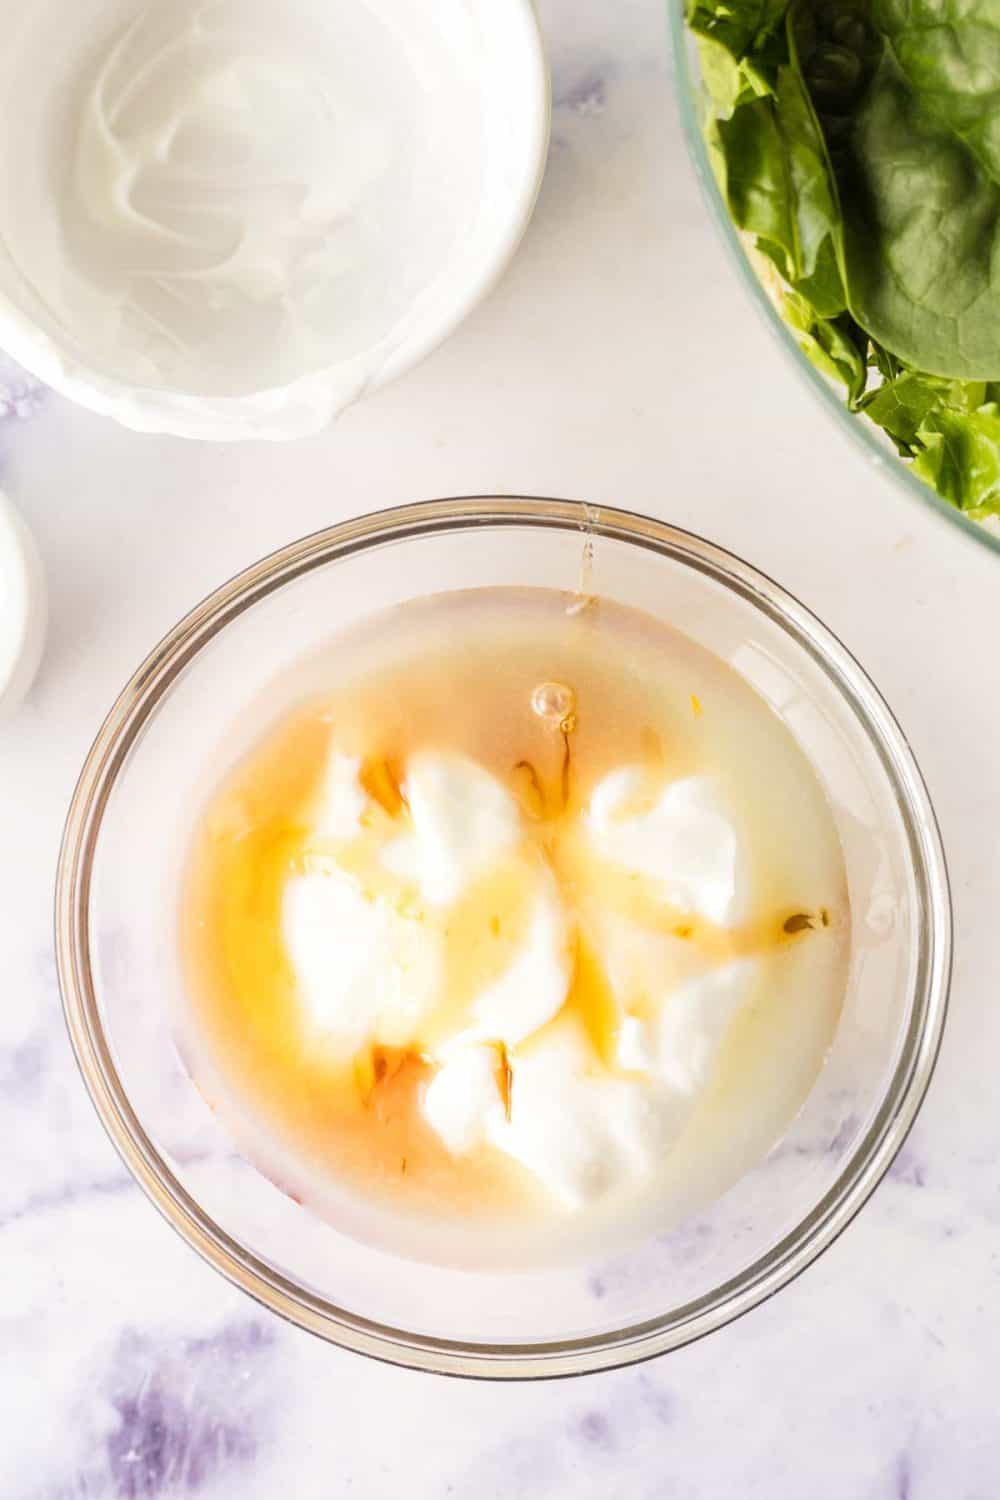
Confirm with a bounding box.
[2,0,998,1494]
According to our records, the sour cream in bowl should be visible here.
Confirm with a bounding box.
[0,0,549,438]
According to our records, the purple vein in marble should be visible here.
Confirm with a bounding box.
[0,351,45,420]
[896,1448,913,1500]
[53,1322,275,1499]
[553,66,609,116]
[0,1169,136,1231]
[635,1372,674,1427]
[888,1146,928,1189]
[567,1377,674,1469]
[0,1037,44,1100]
[576,1410,617,1453]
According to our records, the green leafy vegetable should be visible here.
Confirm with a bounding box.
[713,63,846,314]
[875,0,1000,180]
[783,287,867,402]
[913,406,1000,515]
[861,370,987,452]
[696,34,773,118]
[836,48,1000,379]
[687,0,789,64]
[685,0,1000,518]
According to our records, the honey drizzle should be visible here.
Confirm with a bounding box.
[359,756,405,818]
[511,759,546,820]
[182,601,845,1221]
[496,1042,514,1122]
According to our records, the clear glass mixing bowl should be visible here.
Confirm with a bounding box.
[56,497,951,1377]
[665,1,1000,560]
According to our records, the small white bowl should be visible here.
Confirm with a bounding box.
[0,0,550,441]
[0,493,46,717]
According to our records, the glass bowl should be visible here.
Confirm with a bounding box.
[56,497,951,1378]
[665,2,1000,561]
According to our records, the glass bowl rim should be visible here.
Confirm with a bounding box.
[664,0,1000,561]
[55,495,952,1379]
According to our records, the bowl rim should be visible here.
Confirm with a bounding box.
[0,0,551,441]
[663,0,1000,562]
[55,495,952,1379]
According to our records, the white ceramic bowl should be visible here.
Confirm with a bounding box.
[0,0,550,441]
[0,492,46,715]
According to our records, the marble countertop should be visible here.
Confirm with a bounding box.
[3,1,998,1494]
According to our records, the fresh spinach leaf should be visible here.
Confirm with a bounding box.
[686,0,790,65]
[783,289,868,402]
[714,62,846,314]
[912,405,1000,513]
[696,34,774,118]
[835,49,1000,379]
[861,370,985,451]
[875,0,1000,179]
[868,337,903,384]
[687,0,1000,520]
[792,0,1000,381]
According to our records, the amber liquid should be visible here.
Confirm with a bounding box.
[180,589,849,1235]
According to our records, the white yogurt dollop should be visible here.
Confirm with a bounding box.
[613,959,759,1089]
[433,958,760,1210]
[310,751,368,842]
[285,747,528,1055]
[586,770,747,926]
[487,1020,679,1210]
[282,743,760,1210]
[423,1044,505,1156]
[382,750,523,907]
[283,867,442,1058]
[455,882,572,1049]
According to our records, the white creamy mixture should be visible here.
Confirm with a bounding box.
[0,0,537,434]
[282,744,762,1211]
[180,589,850,1257]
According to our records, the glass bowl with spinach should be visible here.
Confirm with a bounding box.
[670,0,1000,552]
